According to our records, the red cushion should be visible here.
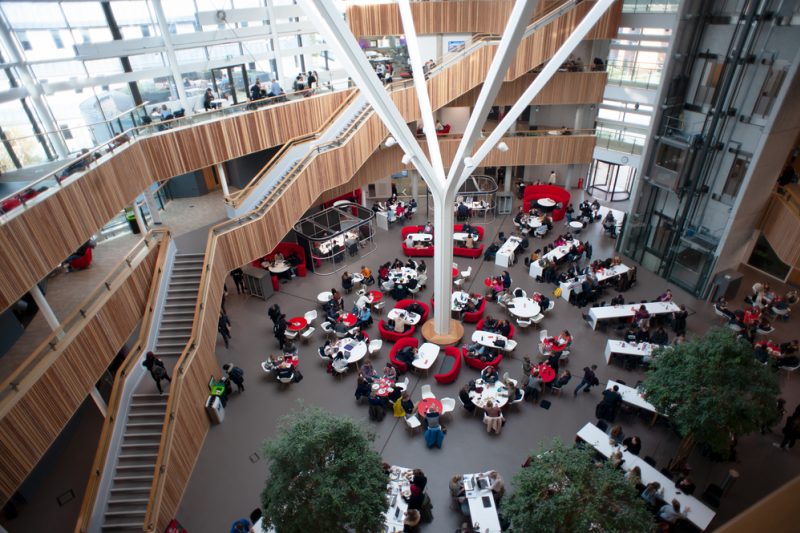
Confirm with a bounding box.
[434,347,462,384]
[323,189,362,209]
[453,245,483,258]
[475,318,514,339]
[252,259,263,269]
[297,264,307,277]
[389,337,419,373]
[463,299,485,323]
[436,125,450,135]
[402,243,434,257]
[69,248,92,269]
[379,320,416,343]
[462,347,503,370]
[523,184,571,222]
[395,300,430,324]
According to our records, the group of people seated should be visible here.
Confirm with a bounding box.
[259,249,303,280]
[464,316,513,362]
[453,293,484,320]
[379,258,426,301]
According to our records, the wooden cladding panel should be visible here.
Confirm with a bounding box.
[0,242,159,504]
[757,196,800,268]
[446,72,608,108]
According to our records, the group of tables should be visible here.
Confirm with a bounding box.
[495,236,522,267]
[527,239,583,278]
[557,264,629,301]
[576,422,715,531]
[587,301,681,330]
[604,340,655,365]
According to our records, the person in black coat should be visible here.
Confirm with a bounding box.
[650,327,669,345]
[231,268,245,294]
[402,485,424,510]
[671,305,688,333]
[143,351,171,394]
[459,384,476,413]
[596,385,622,422]
[355,376,371,400]
[622,436,641,456]
[268,304,281,324]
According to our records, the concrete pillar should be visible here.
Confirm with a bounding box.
[411,169,419,204]
[436,35,443,62]
[431,194,455,335]
[132,201,147,235]
[151,0,191,114]
[30,284,60,332]
[143,187,162,224]
[575,105,584,131]
[216,163,230,196]
[90,386,107,418]
[565,164,575,190]
[266,0,286,88]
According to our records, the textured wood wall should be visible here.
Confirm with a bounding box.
[0,237,160,505]
[757,195,800,268]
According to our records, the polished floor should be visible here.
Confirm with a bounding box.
[174,191,800,533]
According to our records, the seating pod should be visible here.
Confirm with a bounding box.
[251,242,307,276]
[401,226,426,239]
[475,318,515,339]
[69,248,93,270]
[523,184,571,222]
[454,245,483,258]
[402,243,434,257]
[453,224,484,241]
[434,347,462,384]
[462,346,503,370]
[463,299,485,323]
[390,337,419,373]
[379,320,416,342]
[395,300,430,324]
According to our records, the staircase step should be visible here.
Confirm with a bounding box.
[116,465,157,471]
[118,453,159,459]
[126,422,165,428]
[110,487,151,494]
[114,475,155,481]
[121,443,161,449]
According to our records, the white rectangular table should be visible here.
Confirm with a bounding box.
[414,343,441,376]
[463,473,503,532]
[383,466,411,530]
[471,331,507,348]
[604,340,654,364]
[587,301,681,330]
[387,309,421,325]
[576,422,640,467]
[451,291,469,311]
[453,232,469,241]
[528,240,582,278]
[407,233,432,242]
[376,211,388,230]
[607,380,662,426]
[558,264,630,301]
[495,237,521,267]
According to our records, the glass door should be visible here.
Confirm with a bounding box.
[587,160,635,201]
[210,65,250,106]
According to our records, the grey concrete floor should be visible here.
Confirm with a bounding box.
[174,190,800,533]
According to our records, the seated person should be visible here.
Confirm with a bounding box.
[624,327,638,343]
[656,289,673,302]
[422,222,434,235]
[355,307,371,329]
[465,234,476,249]
[424,404,441,430]
[658,500,690,525]
[368,391,386,408]
[361,360,378,381]
[389,316,412,334]
[407,302,425,316]
[716,296,735,319]
[554,370,571,388]
[636,326,651,343]
[383,363,397,381]
[333,319,349,336]
[556,330,572,346]
[786,290,799,305]
[481,366,499,382]
[634,305,650,323]
[650,327,669,345]
[354,376,372,400]
[395,346,418,366]
[341,272,354,291]
[496,319,511,337]
[482,316,499,332]
[326,304,342,322]
[277,363,294,380]
[283,340,298,356]
[546,352,560,372]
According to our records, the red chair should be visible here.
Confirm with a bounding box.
[402,243,434,257]
[390,337,419,373]
[252,243,308,277]
[475,318,515,339]
[69,248,92,270]
[434,347,462,384]
[462,347,503,370]
[395,300,430,324]
[453,245,483,258]
[436,124,451,135]
[463,299,485,323]
[523,184,571,222]
[378,320,416,342]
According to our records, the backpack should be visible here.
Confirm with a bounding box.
[293,370,304,383]
[230,366,244,378]
[152,365,166,379]
[554,287,562,297]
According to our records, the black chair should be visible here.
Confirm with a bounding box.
[643,455,657,468]
[616,380,627,386]
[249,508,262,524]
[701,484,724,508]
[348,243,358,256]
[499,231,506,242]
[596,420,609,432]
[660,468,674,480]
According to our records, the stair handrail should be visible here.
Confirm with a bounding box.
[73,228,173,533]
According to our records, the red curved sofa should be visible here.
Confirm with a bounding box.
[402,226,428,239]
[434,347,462,384]
[454,245,483,258]
[402,243,434,257]
[455,225,484,240]
[475,318,515,339]
[463,299,485,323]
[390,337,419,373]
[523,184,570,222]
[462,346,503,370]
[379,320,416,342]
[323,190,362,216]
[395,300,430,323]
[250,242,307,277]
[69,248,92,270]
[417,124,450,135]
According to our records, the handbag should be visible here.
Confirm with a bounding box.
[293,370,304,383]
[494,339,506,348]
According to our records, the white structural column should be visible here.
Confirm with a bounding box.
[90,386,108,418]
[0,17,68,158]
[143,188,162,224]
[216,163,230,196]
[151,0,191,114]
[30,285,60,332]
[132,201,147,235]
[265,0,286,88]
[411,170,419,204]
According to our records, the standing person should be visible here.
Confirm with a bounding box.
[574,365,598,395]
[548,170,556,184]
[230,519,252,533]
[774,411,800,450]
[218,311,232,349]
[142,351,171,395]
[274,314,287,350]
[231,268,245,294]
[222,363,245,393]
[268,304,281,325]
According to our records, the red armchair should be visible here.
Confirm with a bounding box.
[395,300,429,324]
[475,318,515,339]
[402,243,434,257]
[437,124,451,135]
[462,346,503,370]
[523,184,571,222]
[453,245,483,258]
[379,320,416,342]
[69,248,92,270]
[463,299,485,323]
[390,337,419,373]
[434,347,462,384]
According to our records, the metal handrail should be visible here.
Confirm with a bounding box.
[0,230,164,415]
[73,228,172,533]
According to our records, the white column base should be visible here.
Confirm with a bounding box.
[30,284,60,332]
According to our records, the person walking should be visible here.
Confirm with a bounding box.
[231,268,245,294]
[218,311,232,349]
[774,411,800,450]
[142,351,171,395]
[574,365,598,395]
[222,363,245,393]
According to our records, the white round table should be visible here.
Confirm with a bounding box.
[351,273,364,283]
[538,198,556,207]
[317,291,333,303]
[508,298,541,318]
[268,262,290,273]
[527,218,542,228]
[469,379,509,408]
[335,338,367,367]
[333,200,351,206]
[388,268,417,283]
[569,221,583,229]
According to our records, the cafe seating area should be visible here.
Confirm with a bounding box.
[523,184,571,221]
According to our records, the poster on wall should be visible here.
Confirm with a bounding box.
[448,41,465,52]
[165,520,187,533]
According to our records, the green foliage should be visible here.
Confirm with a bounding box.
[259,402,388,533]
[641,327,782,457]
[502,438,653,533]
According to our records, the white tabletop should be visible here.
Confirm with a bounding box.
[538,198,556,207]
[528,240,582,278]
[604,340,654,364]
[588,301,681,330]
[333,200,351,206]
[508,298,541,318]
[451,291,470,311]
[526,217,543,228]
[351,273,364,283]
[210,99,226,105]
[268,261,290,273]
[495,236,521,267]
[558,264,629,301]
[335,338,367,365]
[576,422,639,467]
[463,472,503,532]
[606,380,658,414]
[384,466,412,529]
[453,232,470,241]
[569,221,583,228]
[388,267,417,282]
[414,343,440,371]
[469,379,510,409]
[388,308,421,325]
[317,291,332,303]
[407,233,432,242]
[318,235,345,255]
[471,331,507,348]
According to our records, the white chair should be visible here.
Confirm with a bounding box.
[373,300,386,314]
[405,415,422,436]
[502,339,518,354]
[453,279,465,290]
[458,394,477,416]
[369,339,382,359]
[388,211,397,226]
[509,390,525,411]
[539,329,548,343]
[318,347,332,367]
[408,285,422,299]
[421,384,434,400]
[335,328,349,339]
[714,307,728,325]
[440,397,456,421]
[535,226,547,238]
[512,287,526,298]
[516,318,531,333]
[460,266,472,282]
[417,274,428,290]
[321,321,334,340]
[261,362,274,380]
[757,327,774,335]
[727,323,743,332]
[284,330,298,340]
[772,306,789,322]
[483,413,504,434]
[304,310,317,327]
[381,281,394,294]
[301,327,315,344]
[279,374,294,390]
[395,376,409,391]
[545,300,555,317]
[502,372,518,387]
[453,262,458,270]
[531,313,545,330]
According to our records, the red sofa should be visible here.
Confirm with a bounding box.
[463,299,485,323]
[434,347,462,384]
[523,184,571,222]
[454,225,484,240]
[323,190,362,216]
[390,337,419,373]
[379,320,416,342]
[251,242,307,277]
[69,248,92,270]
[475,319,515,339]
[462,346,503,370]
[454,245,483,258]
[416,124,450,135]
[395,300,430,324]
[401,226,429,239]
[402,243,434,257]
